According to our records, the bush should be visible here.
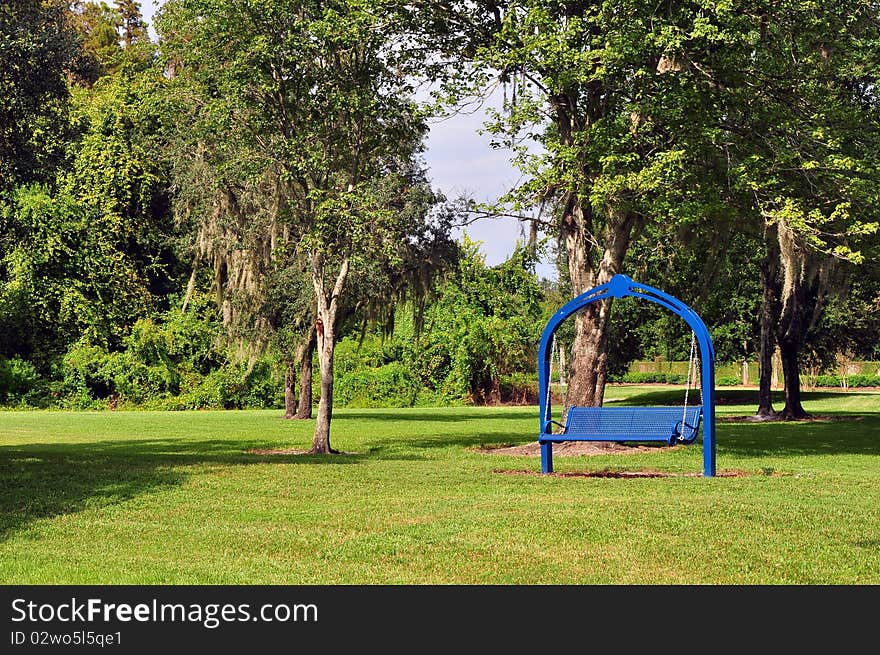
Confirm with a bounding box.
[0,357,43,404]
[500,373,538,404]
[336,362,419,408]
[59,341,178,407]
[169,359,283,410]
[58,343,118,407]
[845,374,880,388]
[811,373,880,388]
[613,372,688,384]
[717,376,740,386]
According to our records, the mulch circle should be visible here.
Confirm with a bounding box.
[245,448,362,456]
[474,441,674,457]
[246,448,312,455]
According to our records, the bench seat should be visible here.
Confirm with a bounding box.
[540,405,702,446]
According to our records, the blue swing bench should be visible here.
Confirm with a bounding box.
[537,274,717,477]
[540,405,702,446]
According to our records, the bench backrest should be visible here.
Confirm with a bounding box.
[565,406,702,438]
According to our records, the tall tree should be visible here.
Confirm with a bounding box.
[159,0,444,452]
[113,0,147,47]
[425,1,879,418]
[0,0,80,191]
[68,1,124,83]
[724,2,880,419]
[421,1,736,409]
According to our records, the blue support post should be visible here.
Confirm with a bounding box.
[702,353,716,477]
[540,442,553,474]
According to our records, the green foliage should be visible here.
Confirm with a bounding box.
[413,238,544,403]
[0,357,42,405]
[609,372,688,385]
[0,62,179,371]
[0,0,80,190]
[52,293,282,409]
[336,362,420,408]
[169,359,283,411]
[813,374,880,389]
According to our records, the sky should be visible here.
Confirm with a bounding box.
[140,1,553,277]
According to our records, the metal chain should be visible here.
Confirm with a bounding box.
[682,332,697,432]
[546,335,556,424]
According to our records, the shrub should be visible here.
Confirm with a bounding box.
[717,376,740,386]
[615,372,688,384]
[500,372,539,404]
[0,357,43,404]
[169,359,282,410]
[844,374,880,388]
[59,343,117,407]
[336,362,419,408]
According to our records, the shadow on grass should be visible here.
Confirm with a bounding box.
[715,415,880,458]
[374,404,880,459]
[608,388,869,407]
[0,438,366,542]
[335,409,533,422]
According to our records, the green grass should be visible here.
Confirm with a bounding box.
[1,386,879,584]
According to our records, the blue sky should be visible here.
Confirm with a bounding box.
[140,1,553,276]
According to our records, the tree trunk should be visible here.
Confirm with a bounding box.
[773,215,826,420]
[567,302,612,407]
[312,325,337,453]
[284,358,296,419]
[181,254,200,313]
[563,202,635,410]
[527,219,539,256]
[309,253,349,454]
[488,376,501,405]
[778,342,808,419]
[756,253,778,417]
[295,328,315,419]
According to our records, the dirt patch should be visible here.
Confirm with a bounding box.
[246,448,312,455]
[475,441,676,457]
[245,448,362,456]
[494,468,750,478]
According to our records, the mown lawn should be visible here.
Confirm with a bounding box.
[1,386,878,584]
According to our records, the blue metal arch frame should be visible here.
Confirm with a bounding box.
[539,274,716,477]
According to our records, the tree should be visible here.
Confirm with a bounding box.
[159,0,445,452]
[0,64,178,369]
[723,2,880,418]
[427,1,879,419]
[421,1,738,410]
[0,0,80,191]
[114,0,148,47]
[68,1,123,83]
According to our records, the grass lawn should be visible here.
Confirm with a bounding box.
[1,386,878,584]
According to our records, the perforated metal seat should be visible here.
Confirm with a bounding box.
[540,405,702,446]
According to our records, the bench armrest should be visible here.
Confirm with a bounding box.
[542,419,566,434]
